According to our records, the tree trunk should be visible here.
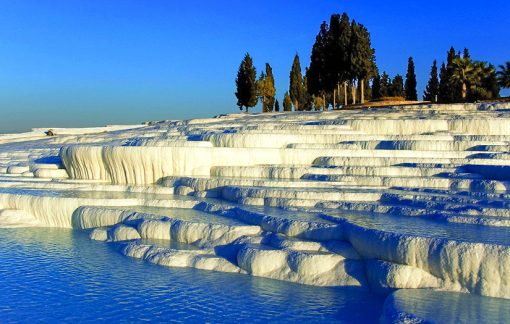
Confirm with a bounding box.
[352,82,356,105]
[344,82,348,106]
[361,79,365,104]
[323,93,326,111]
[333,88,336,109]
[294,100,298,111]
[337,83,341,107]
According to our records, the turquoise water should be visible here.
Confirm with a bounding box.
[0,228,385,323]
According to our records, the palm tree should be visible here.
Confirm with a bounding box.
[497,61,510,90]
[469,61,500,99]
[450,57,477,99]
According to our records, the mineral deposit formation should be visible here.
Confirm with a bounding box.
[1,103,510,322]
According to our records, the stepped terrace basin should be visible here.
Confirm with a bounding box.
[1,103,510,323]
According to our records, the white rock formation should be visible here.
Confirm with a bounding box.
[1,103,510,321]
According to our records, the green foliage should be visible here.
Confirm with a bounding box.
[327,13,351,89]
[423,60,439,101]
[283,92,292,111]
[438,62,449,102]
[302,68,313,111]
[497,61,510,89]
[256,63,276,112]
[337,83,346,105]
[235,53,257,112]
[256,71,268,112]
[482,63,500,98]
[404,57,418,100]
[432,46,502,101]
[463,48,470,59]
[390,74,404,97]
[274,99,280,112]
[264,63,276,112]
[372,74,381,99]
[324,13,351,107]
[307,21,330,96]
[323,92,332,110]
[469,62,500,100]
[306,12,377,106]
[450,56,476,99]
[289,54,306,111]
[379,71,391,98]
[356,79,372,102]
[439,46,461,102]
[349,21,376,80]
[432,46,502,102]
[313,95,324,111]
[349,20,376,103]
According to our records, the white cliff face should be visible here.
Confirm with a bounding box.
[1,103,510,321]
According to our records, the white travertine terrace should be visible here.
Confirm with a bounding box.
[1,103,510,322]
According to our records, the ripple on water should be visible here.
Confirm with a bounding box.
[114,206,249,226]
[323,209,510,246]
[0,227,385,323]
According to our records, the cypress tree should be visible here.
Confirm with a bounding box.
[338,13,352,106]
[289,54,306,111]
[348,21,360,104]
[326,13,351,107]
[391,74,405,98]
[274,99,280,112]
[372,74,381,99]
[326,14,341,102]
[463,48,470,59]
[349,21,376,104]
[256,71,267,112]
[423,60,439,102]
[265,63,276,112]
[235,53,257,112]
[302,67,313,111]
[256,64,276,113]
[379,71,391,97]
[308,13,376,106]
[283,92,292,111]
[307,21,330,98]
[444,46,460,102]
[438,62,448,102]
[405,57,418,100]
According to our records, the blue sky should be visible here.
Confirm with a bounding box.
[1,0,509,133]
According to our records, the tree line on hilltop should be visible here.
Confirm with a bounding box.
[235,13,510,112]
[424,47,508,102]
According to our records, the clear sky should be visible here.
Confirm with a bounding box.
[1,0,509,133]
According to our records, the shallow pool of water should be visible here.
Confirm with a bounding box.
[0,187,171,200]
[0,227,385,323]
[323,209,510,246]
[113,206,249,226]
[387,289,510,324]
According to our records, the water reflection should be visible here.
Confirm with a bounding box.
[119,206,248,226]
[0,227,384,323]
[324,210,510,246]
[389,289,510,324]
[0,187,170,200]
